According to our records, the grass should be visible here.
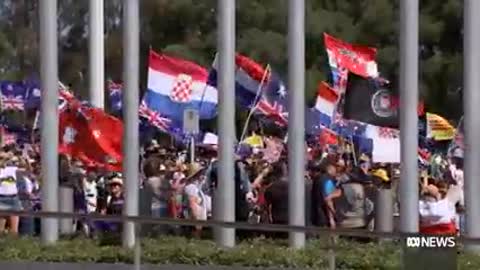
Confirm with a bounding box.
[0,235,479,269]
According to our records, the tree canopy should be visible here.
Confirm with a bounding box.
[0,0,464,120]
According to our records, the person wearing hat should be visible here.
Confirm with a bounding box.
[371,168,391,189]
[182,163,209,238]
[104,174,124,216]
[143,158,171,220]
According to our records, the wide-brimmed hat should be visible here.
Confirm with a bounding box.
[372,169,390,182]
[184,163,206,181]
[108,177,123,186]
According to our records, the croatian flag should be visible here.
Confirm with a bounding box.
[143,49,218,121]
[305,82,338,135]
[208,53,269,109]
[314,82,338,125]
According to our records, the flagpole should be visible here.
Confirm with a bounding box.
[198,53,218,113]
[447,115,463,155]
[238,64,271,145]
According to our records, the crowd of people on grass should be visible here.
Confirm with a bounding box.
[0,132,465,239]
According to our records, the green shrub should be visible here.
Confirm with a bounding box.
[0,236,479,269]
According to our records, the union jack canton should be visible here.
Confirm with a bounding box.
[139,101,171,132]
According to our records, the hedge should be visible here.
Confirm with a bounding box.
[0,236,479,269]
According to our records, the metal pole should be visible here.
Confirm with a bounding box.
[288,0,306,248]
[375,189,394,235]
[190,136,195,164]
[399,0,419,234]
[464,0,480,252]
[58,186,74,235]
[39,0,59,244]
[122,0,140,249]
[89,0,105,108]
[214,0,236,248]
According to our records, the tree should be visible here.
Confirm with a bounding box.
[0,0,465,119]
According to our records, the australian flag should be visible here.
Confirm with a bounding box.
[0,81,27,111]
[107,79,123,113]
[254,72,289,126]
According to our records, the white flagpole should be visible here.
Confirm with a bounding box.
[238,64,271,145]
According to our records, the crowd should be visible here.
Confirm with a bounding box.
[0,132,465,239]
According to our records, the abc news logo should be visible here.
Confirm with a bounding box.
[406,236,456,248]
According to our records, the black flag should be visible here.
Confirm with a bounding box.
[343,74,399,128]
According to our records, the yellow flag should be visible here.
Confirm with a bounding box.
[426,113,455,141]
[243,134,264,148]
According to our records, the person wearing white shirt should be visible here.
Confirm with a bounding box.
[0,160,23,235]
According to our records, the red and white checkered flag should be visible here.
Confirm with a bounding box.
[170,74,193,103]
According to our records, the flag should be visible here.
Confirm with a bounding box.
[426,113,455,141]
[305,82,339,135]
[139,100,172,133]
[24,78,42,109]
[330,66,349,94]
[0,81,27,111]
[208,53,270,109]
[343,74,399,128]
[364,124,400,163]
[318,127,338,147]
[143,49,217,122]
[59,100,123,171]
[0,127,17,146]
[243,133,264,148]
[107,79,123,112]
[254,72,289,126]
[324,33,378,78]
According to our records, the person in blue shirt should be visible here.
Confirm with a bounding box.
[311,161,342,228]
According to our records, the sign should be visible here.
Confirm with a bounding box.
[183,109,199,134]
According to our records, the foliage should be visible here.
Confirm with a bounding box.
[0,0,465,119]
[0,236,479,269]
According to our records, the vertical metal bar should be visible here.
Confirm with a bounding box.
[399,0,419,233]
[214,0,236,248]
[39,0,59,244]
[464,0,480,252]
[89,0,105,108]
[190,136,195,164]
[288,0,306,248]
[122,0,140,249]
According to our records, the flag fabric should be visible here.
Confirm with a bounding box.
[318,127,338,147]
[208,53,270,109]
[343,74,399,128]
[143,49,217,122]
[0,81,27,110]
[24,78,42,109]
[59,98,123,171]
[305,82,339,135]
[426,113,455,141]
[107,80,123,112]
[330,66,349,94]
[139,100,172,133]
[243,133,264,148]
[1,127,17,146]
[254,72,289,126]
[364,124,400,163]
[324,33,378,78]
